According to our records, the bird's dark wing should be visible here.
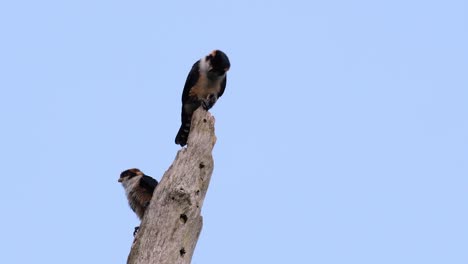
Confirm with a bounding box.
[140,175,158,192]
[217,75,227,98]
[181,61,200,103]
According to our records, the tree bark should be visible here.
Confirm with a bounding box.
[127,107,217,264]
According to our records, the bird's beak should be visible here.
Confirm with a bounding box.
[118,178,123,182]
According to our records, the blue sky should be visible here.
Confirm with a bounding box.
[1,0,467,263]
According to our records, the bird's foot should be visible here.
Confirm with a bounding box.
[133,226,140,237]
[201,100,210,110]
[202,94,217,110]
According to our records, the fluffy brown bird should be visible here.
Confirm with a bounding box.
[118,168,158,235]
[175,50,230,146]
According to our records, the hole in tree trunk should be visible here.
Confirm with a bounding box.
[180,214,188,223]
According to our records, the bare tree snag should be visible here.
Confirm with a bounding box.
[127,107,217,264]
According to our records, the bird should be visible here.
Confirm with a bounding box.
[175,50,231,146]
[118,168,158,235]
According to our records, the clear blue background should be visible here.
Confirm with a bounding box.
[1,1,467,263]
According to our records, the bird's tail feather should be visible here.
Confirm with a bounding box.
[175,118,191,146]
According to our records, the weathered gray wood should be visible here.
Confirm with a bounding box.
[127,108,217,264]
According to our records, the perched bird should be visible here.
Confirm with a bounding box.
[118,168,158,235]
[175,50,231,146]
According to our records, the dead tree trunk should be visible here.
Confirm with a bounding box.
[127,108,217,264]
